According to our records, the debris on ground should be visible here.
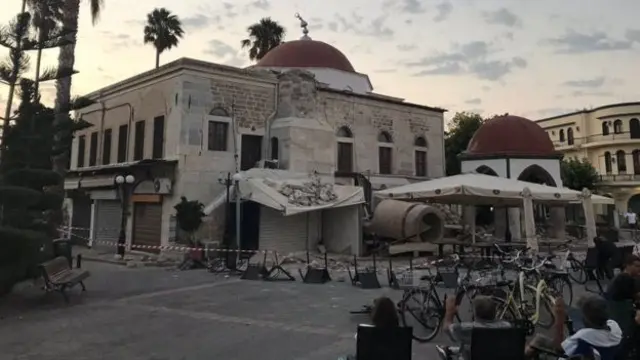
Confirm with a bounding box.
[265,174,338,206]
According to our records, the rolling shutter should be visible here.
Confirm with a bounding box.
[132,202,163,253]
[94,200,122,252]
[259,207,320,255]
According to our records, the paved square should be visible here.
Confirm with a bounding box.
[0,261,589,360]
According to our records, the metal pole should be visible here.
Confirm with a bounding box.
[116,185,127,258]
[235,177,241,264]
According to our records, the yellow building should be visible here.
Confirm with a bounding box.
[535,102,640,216]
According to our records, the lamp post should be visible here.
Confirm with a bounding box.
[231,172,242,264]
[114,174,135,259]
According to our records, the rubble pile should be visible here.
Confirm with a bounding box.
[269,175,338,206]
[429,203,462,225]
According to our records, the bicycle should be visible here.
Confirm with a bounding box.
[494,244,574,306]
[494,251,558,330]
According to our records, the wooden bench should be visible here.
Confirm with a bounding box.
[40,256,90,303]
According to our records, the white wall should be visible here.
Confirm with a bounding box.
[322,206,362,255]
[509,158,563,186]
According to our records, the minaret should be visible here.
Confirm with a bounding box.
[295,13,311,40]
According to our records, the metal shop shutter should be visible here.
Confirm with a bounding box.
[259,207,316,256]
[132,202,163,253]
[94,200,122,251]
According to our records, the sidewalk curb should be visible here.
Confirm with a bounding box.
[82,255,127,266]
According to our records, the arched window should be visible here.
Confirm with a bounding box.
[270,137,279,160]
[209,107,229,116]
[633,150,640,175]
[567,128,574,145]
[336,126,353,138]
[602,122,610,135]
[613,120,623,134]
[631,118,640,139]
[616,150,627,173]
[414,136,428,177]
[336,126,353,172]
[559,129,565,142]
[378,131,393,174]
[604,152,612,174]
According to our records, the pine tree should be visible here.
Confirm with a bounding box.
[0,3,92,295]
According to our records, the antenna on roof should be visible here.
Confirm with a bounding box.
[295,13,311,40]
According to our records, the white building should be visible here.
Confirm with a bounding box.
[64,28,446,255]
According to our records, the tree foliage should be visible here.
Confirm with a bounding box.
[561,157,600,191]
[0,4,92,296]
[241,17,286,61]
[174,197,205,242]
[143,8,184,69]
[444,112,485,175]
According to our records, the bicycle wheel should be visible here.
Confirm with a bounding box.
[492,296,519,322]
[547,275,573,306]
[566,258,587,285]
[522,285,555,329]
[399,288,443,342]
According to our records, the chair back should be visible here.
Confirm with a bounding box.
[470,327,526,360]
[356,325,412,360]
[607,300,634,335]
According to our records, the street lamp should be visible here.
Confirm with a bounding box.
[114,174,135,258]
[231,172,242,265]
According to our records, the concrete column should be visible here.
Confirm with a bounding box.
[494,206,507,241]
[508,207,522,241]
[463,206,476,235]
[549,207,566,240]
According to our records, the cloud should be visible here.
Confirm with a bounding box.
[249,0,270,10]
[483,8,520,27]
[572,90,613,97]
[625,29,640,43]
[374,69,397,74]
[401,0,427,14]
[204,39,245,67]
[181,14,218,31]
[397,44,416,52]
[328,13,394,39]
[563,77,605,88]
[545,31,633,54]
[100,31,139,50]
[307,17,324,31]
[434,2,453,22]
[533,108,578,119]
[407,41,526,80]
[465,98,482,105]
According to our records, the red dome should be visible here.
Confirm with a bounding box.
[256,40,356,72]
[466,115,557,157]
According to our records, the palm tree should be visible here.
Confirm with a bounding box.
[50,0,103,228]
[241,17,286,61]
[143,8,184,69]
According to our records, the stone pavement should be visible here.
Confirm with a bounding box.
[0,261,592,360]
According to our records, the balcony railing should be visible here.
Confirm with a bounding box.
[599,173,640,182]
[552,131,640,148]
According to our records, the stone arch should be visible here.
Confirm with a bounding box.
[378,131,393,143]
[475,165,498,176]
[613,119,623,134]
[517,164,557,186]
[336,125,353,138]
[414,136,428,147]
[209,107,229,116]
[602,122,610,135]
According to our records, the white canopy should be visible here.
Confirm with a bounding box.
[375,173,613,205]
[236,169,365,216]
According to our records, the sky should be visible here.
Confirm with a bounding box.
[2,0,640,125]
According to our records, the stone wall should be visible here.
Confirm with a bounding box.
[317,90,445,178]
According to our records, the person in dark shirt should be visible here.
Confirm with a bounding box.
[595,236,619,279]
[606,254,640,301]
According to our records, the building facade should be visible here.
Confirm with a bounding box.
[535,102,640,215]
[64,32,446,254]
